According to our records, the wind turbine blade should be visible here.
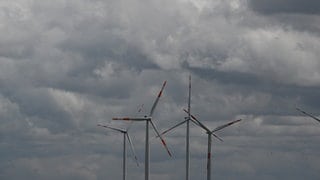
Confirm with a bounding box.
[296,107,320,123]
[157,120,188,137]
[184,109,224,142]
[97,124,125,133]
[183,109,210,132]
[189,118,201,127]
[149,81,167,117]
[126,133,139,167]
[189,116,210,132]
[211,133,224,142]
[211,119,242,133]
[149,120,172,157]
[188,75,191,117]
[113,117,147,121]
[138,104,145,113]
[125,104,145,131]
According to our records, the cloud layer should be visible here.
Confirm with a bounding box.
[1,0,320,179]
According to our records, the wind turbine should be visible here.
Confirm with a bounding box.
[97,124,139,180]
[112,81,172,180]
[183,109,241,180]
[159,75,221,180]
[296,107,320,123]
[160,108,240,180]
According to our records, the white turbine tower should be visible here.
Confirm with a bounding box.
[112,81,172,180]
[183,109,241,180]
[97,124,139,180]
[296,107,320,123]
[187,75,191,180]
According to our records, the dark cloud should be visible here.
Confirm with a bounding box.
[249,0,320,15]
[0,0,320,179]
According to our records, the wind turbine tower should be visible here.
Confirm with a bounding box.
[186,75,191,180]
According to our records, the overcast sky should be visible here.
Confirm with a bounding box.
[1,0,320,179]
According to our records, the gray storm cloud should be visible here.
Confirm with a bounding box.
[0,0,320,180]
[249,0,320,15]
